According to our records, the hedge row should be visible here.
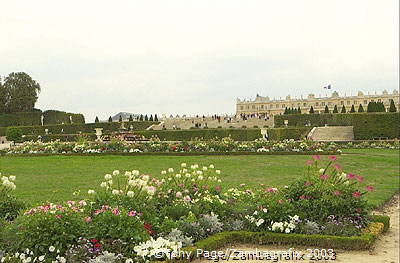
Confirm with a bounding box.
[267,127,311,140]
[0,110,85,127]
[275,113,400,139]
[193,218,388,253]
[2,121,158,136]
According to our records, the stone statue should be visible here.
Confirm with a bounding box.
[41,115,44,126]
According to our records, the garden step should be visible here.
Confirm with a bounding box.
[308,126,354,141]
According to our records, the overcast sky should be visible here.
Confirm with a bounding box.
[1,0,398,121]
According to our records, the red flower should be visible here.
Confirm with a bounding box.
[90,239,98,243]
[94,243,101,249]
[299,195,306,200]
[356,176,364,183]
[144,222,154,235]
[366,185,374,192]
[319,174,329,180]
[333,164,341,170]
[352,191,361,198]
[346,173,356,180]
[328,156,337,161]
[333,190,341,196]
[312,155,321,160]
[215,186,221,191]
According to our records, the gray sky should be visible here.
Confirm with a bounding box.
[1,0,398,121]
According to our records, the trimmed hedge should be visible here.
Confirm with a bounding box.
[267,127,311,141]
[2,121,158,136]
[0,110,85,127]
[194,219,387,252]
[275,113,400,139]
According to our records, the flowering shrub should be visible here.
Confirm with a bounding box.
[0,174,25,221]
[6,138,341,155]
[0,159,376,261]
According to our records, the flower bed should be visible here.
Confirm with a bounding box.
[0,156,385,262]
[3,138,341,155]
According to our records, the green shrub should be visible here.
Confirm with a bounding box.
[0,110,85,127]
[0,194,25,221]
[267,127,311,140]
[6,127,23,142]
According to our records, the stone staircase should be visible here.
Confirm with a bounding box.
[308,126,354,141]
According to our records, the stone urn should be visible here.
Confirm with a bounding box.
[94,128,103,142]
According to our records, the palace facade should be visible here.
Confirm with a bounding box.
[236,90,399,116]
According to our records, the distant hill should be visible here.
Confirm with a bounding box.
[111,112,139,121]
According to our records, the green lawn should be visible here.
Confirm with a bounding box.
[0,149,398,207]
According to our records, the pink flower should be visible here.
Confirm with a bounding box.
[128,211,136,217]
[112,208,119,215]
[352,191,361,198]
[356,176,364,183]
[304,181,312,186]
[183,196,192,202]
[328,156,337,161]
[312,155,321,160]
[319,174,329,180]
[299,195,306,200]
[84,216,92,222]
[94,209,101,215]
[266,187,278,193]
[178,184,184,188]
[305,160,313,166]
[333,164,341,170]
[202,185,207,189]
[55,215,62,219]
[175,192,182,198]
[333,190,341,196]
[366,185,374,192]
[193,187,199,192]
[277,199,284,204]
[346,173,356,180]
[240,184,246,187]
[215,186,221,191]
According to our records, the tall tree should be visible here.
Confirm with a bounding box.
[350,105,355,113]
[367,101,374,112]
[341,105,346,113]
[144,114,149,121]
[0,76,9,113]
[297,107,301,114]
[357,104,364,113]
[284,107,288,114]
[129,115,133,122]
[149,114,153,121]
[333,105,338,113]
[309,106,314,114]
[139,114,143,121]
[108,116,113,123]
[3,72,41,112]
[389,99,397,112]
[324,105,329,113]
[118,115,123,122]
[95,116,99,123]
[154,114,159,121]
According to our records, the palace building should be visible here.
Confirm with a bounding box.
[236,90,399,116]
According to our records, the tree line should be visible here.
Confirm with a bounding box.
[285,100,397,115]
[0,72,41,113]
[94,114,159,123]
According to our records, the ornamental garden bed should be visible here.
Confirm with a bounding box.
[0,155,391,262]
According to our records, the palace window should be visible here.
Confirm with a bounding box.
[270,104,273,108]
[316,102,319,106]
[321,102,325,106]
[364,100,367,104]
[347,101,350,105]
[353,101,357,104]
[252,105,255,109]
[303,103,307,106]
[276,104,279,108]
[240,106,244,110]
[247,106,249,109]
[340,101,344,105]
[328,102,332,106]
[282,104,285,108]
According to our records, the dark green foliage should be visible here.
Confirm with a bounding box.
[139,114,143,121]
[333,105,338,113]
[149,115,153,121]
[309,106,314,114]
[358,104,364,112]
[108,116,112,123]
[129,115,133,122]
[350,105,355,113]
[274,113,400,139]
[341,105,346,113]
[324,105,329,113]
[367,101,385,112]
[144,115,148,121]
[297,107,301,114]
[1,72,41,113]
[6,127,23,142]
[42,110,85,125]
[389,99,397,112]
[154,114,159,121]
[0,110,84,127]
[95,116,99,123]
[118,115,123,122]
[284,107,288,114]
[267,127,311,140]
[0,194,25,221]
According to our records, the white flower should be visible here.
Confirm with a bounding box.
[198,175,203,180]
[132,170,140,176]
[181,163,187,167]
[202,166,208,171]
[175,174,181,179]
[100,182,107,188]
[168,168,174,173]
[112,170,120,176]
[104,174,112,180]
[263,208,268,213]
[112,190,120,195]
[38,255,45,261]
[196,171,203,175]
[319,168,325,174]
[147,186,156,196]
[125,259,133,263]
[88,189,96,195]
[49,246,55,252]
[142,175,150,181]
[256,218,265,227]
[185,173,191,178]
[125,171,132,177]
[9,175,16,181]
[161,170,167,175]
[285,228,291,233]
[216,170,221,174]
[126,191,135,197]
[209,164,215,169]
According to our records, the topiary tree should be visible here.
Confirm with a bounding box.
[108,116,112,123]
[118,115,123,122]
[358,104,364,112]
[389,99,397,112]
[309,106,314,114]
[367,101,377,112]
[341,105,346,113]
[324,105,329,113]
[333,105,338,113]
[129,115,133,122]
[297,107,301,114]
[149,114,153,121]
[139,114,143,121]
[350,105,355,113]
[95,116,99,123]
[154,114,159,121]
[6,127,23,143]
[144,115,148,121]
[284,107,288,114]
[378,102,386,112]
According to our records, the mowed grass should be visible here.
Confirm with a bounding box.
[0,149,398,208]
